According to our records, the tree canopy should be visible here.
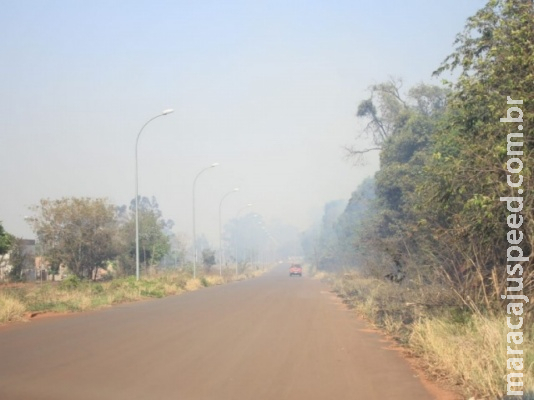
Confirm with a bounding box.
[28,198,118,279]
[0,222,12,256]
[303,0,533,308]
[115,196,172,275]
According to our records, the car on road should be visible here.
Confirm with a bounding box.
[289,264,302,277]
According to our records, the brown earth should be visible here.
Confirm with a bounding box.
[0,265,457,399]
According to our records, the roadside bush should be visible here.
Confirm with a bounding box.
[59,275,82,291]
[91,283,104,294]
[185,278,202,291]
[139,280,165,298]
[205,275,224,286]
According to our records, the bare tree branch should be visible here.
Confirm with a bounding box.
[342,145,382,165]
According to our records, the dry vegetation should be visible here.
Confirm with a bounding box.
[330,272,534,400]
[0,266,267,325]
[0,292,27,323]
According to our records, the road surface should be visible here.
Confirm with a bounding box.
[0,265,435,400]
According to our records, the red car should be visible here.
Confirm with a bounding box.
[289,264,302,277]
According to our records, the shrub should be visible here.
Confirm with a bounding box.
[205,276,224,286]
[59,275,82,291]
[91,283,104,294]
[0,293,27,323]
[185,278,202,291]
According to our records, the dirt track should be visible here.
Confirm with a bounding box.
[0,265,438,399]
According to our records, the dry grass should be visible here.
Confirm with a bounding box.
[185,278,202,291]
[312,271,328,280]
[331,271,534,399]
[0,265,267,325]
[0,293,27,323]
[305,264,326,280]
[205,275,225,286]
[242,269,265,279]
[411,313,534,399]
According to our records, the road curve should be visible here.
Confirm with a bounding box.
[0,265,434,400]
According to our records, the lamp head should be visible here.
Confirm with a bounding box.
[162,109,174,115]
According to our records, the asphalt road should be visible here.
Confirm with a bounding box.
[0,265,435,400]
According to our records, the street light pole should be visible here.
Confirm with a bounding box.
[219,188,239,276]
[192,163,219,279]
[135,109,174,281]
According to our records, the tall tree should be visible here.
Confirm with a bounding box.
[28,198,118,279]
[0,222,12,256]
[425,0,534,303]
[345,78,410,164]
[300,200,347,271]
[116,196,172,275]
[335,177,376,267]
[201,248,216,273]
[8,238,34,282]
[348,82,449,265]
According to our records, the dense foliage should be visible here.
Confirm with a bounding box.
[29,198,119,279]
[0,222,12,256]
[304,0,533,311]
[27,196,175,279]
[115,196,172,275]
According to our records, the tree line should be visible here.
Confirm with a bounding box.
[1,196,176,281]
[1,196,285,281]
[303,0,533,312]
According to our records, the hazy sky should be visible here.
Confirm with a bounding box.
[1,0,486,246]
